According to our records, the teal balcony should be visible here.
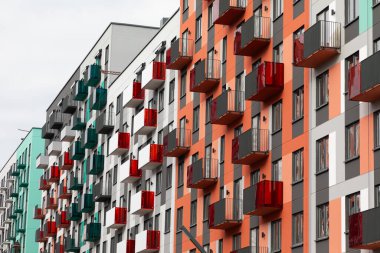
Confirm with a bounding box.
[18,176,28,188]
[67,203,81,221]
[88,154,104,175]
[71,140,85,161]
[91,87,107,111]
[73,79,88,101]
[71,111,86,130]
[10,164,19,177]
[16,160,26,170]
[65,237,80,252]
[85,222,101,242]
[80,193,94,213]
[68,174,83,191]
[85,64,101,87]
[82,127,98,149]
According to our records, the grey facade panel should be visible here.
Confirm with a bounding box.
[375,149,380,170]
[316,170,329,193]
[292,67,304,89]
[205,123,212,145]
[345,104,359,125]
[183,9,189,23]
[271,145,282,162]
[196,0,202,17]
[373,22,380,41]
[193,92,200,107]
[236,55,244,75]
[180,96,186,109]
[292,246,303,253]
[272,131,282,154]
[316,105,329,126]
[234,166,242,181]
[191,188,197,201]
[292,197,303,214]
[176,232,182,253]
[220,163,224,186]
[253,0,262,11]
[292,119,304,139]
[345,19,359,44]
[190,225,197,237]
[177,185,184,199]
[273,16,283,47]
[208,26,215,51]
[316,187,329,206]
[202,221,210,245]
[293,0,304,19]
[195,38,202,53]
[373,4,380,26]
[251,102,261,117]
[222,63,227,85]
[250,216,259,228]
[316,239,329,253]
[292,181,303,201]
[345,158,360,180]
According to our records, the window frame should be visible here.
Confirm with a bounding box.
[196,16,202,41]
[316,204,329,240]
[271,219,282,251]
[316,136,329,174]
[273,0,283,20]
[169,79,175,104]
[193,106,200,132]
[292,149,304,184]
[316,71,329,109]
[190,200,197,227]
[292,212,303,246]
[346,121,360,161]
[293,86,304,122]
[272,100,283,133]
[164,209,171,233]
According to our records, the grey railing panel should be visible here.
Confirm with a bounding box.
[361,51,380,93]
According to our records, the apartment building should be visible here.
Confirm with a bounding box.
[172,0,380,253]
[0,128,44,253]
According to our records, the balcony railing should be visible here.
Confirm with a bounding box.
[109,132,130,156]
[67,203,81,221]
[210,90,244,125]
[294,20,341,68]
[166,38,194,70]
[234,16,271,56]
[10,164,19,177]
[245,62,284,101]
[82,126,98,149]
[68,173,83,191]
[209,198,242,229]
[35,229,47,243]
[84,64,101,87]
[133,108,157,135]
[85,222,101,242]
[39,176,50,191]
[60,151,74,170]
[42,122,54,139]
[142,61,166,90]
[88,154,104,175]
[55,243,65,253]
[138,144,163,171]
[213,0,246,25]
[49,110,64,130]
[71,110,86,130]
[106,207,127,229]
[124,81,145,108]
[80,193,94,213]
[187,158,218,189]
[73,79,88,101]
[48,165,60,183]
[65,237,80,252]
[43,221,57,237]
[71,140,85,161]
[36,154,49,169]
[349,51,380,102]
[60,124,76,142]
[91,87,107,111]
[46,195,58,210]
[117,240,135,253]
[58,183,71,199]
[93,180,111,202]
[231,246,269,253]
[190,59,220,93]
[135,230,160,253]
[33,205,44,220]
[57,211,70,229]
[62,95,77,114]
[232,128,269,165]
[16,160,26,170]
[96,111,115,134]
[120,159,142,184]
[163,128,191,157]
[47,141,62,156]
[130,190,154,215]
[243,180,283,216]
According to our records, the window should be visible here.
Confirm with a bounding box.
[271,220,281,252]
[206,96,213,123]
[316,204,329,239]
[293,87,304,121]
[293,149,304,183]
[116,94,122,114]
[273,0,283,19]
[273,43,283,63]
[272,100,282,133]
[250,170,260,185]
[196,16,202,41]
[217,240,223,253]
[317,136,329,173]
[183,0,188,10]
[169,80,175,104]
[208,3,214,28]
[178,161,184,187]
[113,165,118,185]
[220,136,225,163]
[157,130,163,145]
[292,212,303,246]
[177,207,183,231]
[154,214,160,230]
[250,228,258,250]
[346,0,358,24]
[193,106,200,131]
[232,234,241,250]
[158,88,165,112]
[316,71,329,108]
[375,185,380,207]
[347,192,360,215]
[346,122,360,160]
[190,200,197,226]
[165,209,171,233]
[272,159,282,181]
[180,72,186,98]
[375,39,380,53]
[376,111,380,148]
[156,171,162,194]
[166,165,172,189]
[222,37,227,63]
[203,194,210,220]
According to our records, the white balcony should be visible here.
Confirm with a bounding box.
[133,109,157,136]
[47,141,62,156]
[60,125,76,142]
[130,190,154,216]
[138,144,163,171]
[109,132,130,156]
[123,82,144,108]
[120,159,141,184]
[141,61,166,90]
[135,230,160,253]
[36,155,49,169]
[105,207,127,229]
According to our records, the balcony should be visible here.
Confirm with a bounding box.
[349,51,380,102]
[85,64,101,87]
[91,87,107,111]
[163,128,190,157]
[71,140,85,160]
[133,108,157,135]
[232,128,269,165]
[62,95,77,114]
[16,160,26,170]
[49,110,64,130]
[82,126,98,149]
[65,237,80,252]
[234,16,271,56]
[142,61,166,90]
[10,165,19,177]
[210,90,244,125]
[85,222,101,242]
[95,111,115,134]
[349,206,380,249]
[46,196,58,210]
[73,79,88,101]
[58,183,71,199]
[60,151,74,170]
[71,110,86,130]
[209,198,242,230]
[35,229,47,243]
[47,141,62,156]
[190,59,220,93]
[120,159,141,184]
[33,206,44,220]
[93,180,111,202]
[36,155,49,169]
[80,193,94,213]
[68,173,83,191]
[18,176,28,188]
[39,176,50,191]
[130,190,154,215]
[88,154,104,175]
[243,180,283,216]
[106,207,127,229]
[124,81,145,108]
[67,203,81,221]
[117,240,135,253]
[60,125,76,142]
[213,0,246,25]
[187,158,218,189]
[166,38,193,70]
[245,62,284,101]
[231,246,269,253]
[138,144,163,171]
[15,204,23,214]
[55,243,65,253]
[42,122,54,139]
[135,230,160,253]
[294,20,341,68]
[57,211,70,229]
[109,132,130,156]
[48,165,60,183]
[43,221,57,237]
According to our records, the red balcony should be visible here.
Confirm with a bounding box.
[138,144,163,171]
[133,108,157,135]
[33,206,44,220]
[44,221,57,237]
[106,207,127,229]
[35,229,47,243]
[213,0,246,26]
[127,240,136,253]
[39,176,50,191]
[163,128,191,157]
[130,190,154,215]
[118,239,136,253]
[58,183,71,199]
[120,159,142,184]
[48,165,60,183]
[135,230,160,253]
[142,61,166,90]
[166,38,194,70]
[245,62,284,101]
[46,196,58,210]
[57,211,70,229]
[243,180,283,216]
[190,59,220,93]
[210,90,244,125]
[124,82,145,108]
[232,128,269,165]
[109,132,130,156]
[187,158,218,189]
[60,152,74,170]
[209,198,242,230]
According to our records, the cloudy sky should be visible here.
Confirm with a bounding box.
[0,0,178,166]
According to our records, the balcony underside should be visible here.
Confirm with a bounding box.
[214,8,245,25]
[125,98,144,108]
[210,220,241,230]
[140,162,161,171]
[167,56,192,70]
[144,79,165,90]
[135,126,156,136]
[247,86,283,101]
[138,249,159,253]
[233,152,268,165]
[246,206,282,216]
[191,79,219,93]
[351,241,380,250]
[189,178,217,189]
[94,194,111,202]
[164,147,189,157]
[236,39,270,56]
[294,48,339,68]
[133,208,153,216]
[122,175,141,184]
[351,84,380,102]
[211,112,242,125]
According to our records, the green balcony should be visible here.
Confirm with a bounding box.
[17,225,25,234]
[10,208,17,219]
[85,64,101,87]
[71,113,86,131]
[10,188,18,198]
[71,141,85,161]
[91,87,107,111]
[68,175,83,191]
[85,222,101,242]
[10,166,19,177]
[80,193,94,213]
[73,79,88,101]
[16,161,26,170]
[88,154,104,175]
[18,177,28,188]
[65,237,80,252]
[14,205,23,214]
[67,203,81,221]
[82,127,97,149]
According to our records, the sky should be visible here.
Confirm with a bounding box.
[0,0,178,167]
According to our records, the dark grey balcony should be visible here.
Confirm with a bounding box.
[49,110,64,130]
[62,95,77,114]
[213,0,246,26]
[210,90,244,125]
[209,198,242,230]
[190,59,220,93]
[93,181,111,202]
[187,158,218,189]
[95,111,115,134]
[163,128,191,157]
[166,38,193,70]
[42,123,54,139]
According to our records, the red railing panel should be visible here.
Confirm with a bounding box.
[348,64,361,100]
[294,34,304,65]
[150,144,163,163]
[118,132,130,150]
[115,207,127,224]
[141,191,154,210]
[349,212,363,248]
[144,109,157,127]
[166,48,172,65]
[132,82,144,100]
[152,61,166,80]
[127,240,135,253]
[130,159,141,178]
[147,230,160,250]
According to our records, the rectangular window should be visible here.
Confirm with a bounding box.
[156,171,162,194]
[220,136,225,163]
[158,88,165,112]
[113,165,118,185]
[165,209,171,233]
[169,80,175,104]
[273,0,283,19]
[180,72,186,98]
[271,220,281,251]
[116,94,122,114]
[317,136,329,173]
[316,71,329,108]
[250,170,260,185]
[157,130,163,145]
[292,212,303,245]
[206,96,213,123]
[208,3,214,28]
[293,149,304,183]
[154,214,160,230]
[166,165,172,189]
[272,159,282,181]
[272,100,282,133]
[250,228,258,249]
[346,122,360,160]
[203,194,210,220]
[196,16,202,41]
[346,0,359,24]
[178,162,184,187]
[183,0,188,10]
[375,185,380,207]
[347,192,360,215]
[232,234,241,250]
[316,204,329,239]
[190,200,197,226]
[177,207,183,231]
[222,37,227,63]
[193,106,200,131]
[273,43,283,63]
[376,111,380,148]
[217,240,223,253]
[293,87,304,121]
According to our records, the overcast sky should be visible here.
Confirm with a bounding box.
[0,0,178,166]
